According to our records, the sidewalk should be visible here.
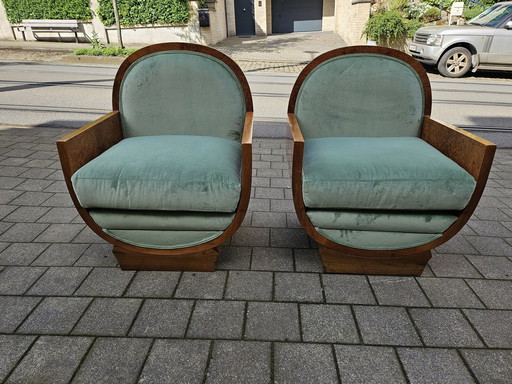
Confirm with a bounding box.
[0,124,511,383]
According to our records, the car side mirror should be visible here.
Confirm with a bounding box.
[506,20,512,30]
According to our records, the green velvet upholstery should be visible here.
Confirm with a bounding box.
[72,135,241,212]
[316,228,442,250]
[303,137,476,211]
[119,51,246,141]
[295,54,425,139]
[104,229,223,249]
[89,209,235,231]
[306,210,458,233]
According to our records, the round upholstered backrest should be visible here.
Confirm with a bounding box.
[290,47,431,139]
[115,44,250,141]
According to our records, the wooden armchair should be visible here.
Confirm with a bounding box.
[288,46,495,276]
[57,43,253,271]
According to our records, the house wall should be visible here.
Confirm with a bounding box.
[323,0,335,31]
[0,0,14,40]
[334,0,371,45]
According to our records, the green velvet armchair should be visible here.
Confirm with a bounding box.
[57,43,253,271]
[288,46,496,276]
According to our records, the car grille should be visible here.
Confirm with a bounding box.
[414,33,429,44]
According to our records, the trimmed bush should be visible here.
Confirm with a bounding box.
[1,0,91,24]
[74,47,137,56]
[363,10,407,49]
[97,0,189,26]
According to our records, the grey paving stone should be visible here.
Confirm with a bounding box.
[225,271,273,301]
[461,349,512,384]
[435,236,479,255]
[14,178,54,192]
[301,304,359,343]
[428,254,482,278]
[467,255,512,279]
[3,206,50,222]
[74,244,117,266]
[0,176,24,190]
[40,192,74,207]
[465,279,512,309]
[72,298,142,336]
[254,186,285,200]
[286,212,302,228]
[417,278,484,308]
[174,271,227,299]
[0,189,23,204]
[271,228,310,248]
[271,198,295,213]
[257,168,282,178]
[410,308,484,347]
[0,242,49,265]
[275,343,339,384]
[32,243,89,266]
[0,221,13,235]
[125,271,180,297]
[0,222,49,242]
[0,204,17,219]
[139,339,210,384]
[0,335,36,382]
[0,166,29,177]
[74,267,135,297]
[247,198,270,212]
[354,306,422,346]
[9,191,54,206]
[36,207,79,223]
[187,300,245,339]
[466,235,512,256]
[275,272,324,302]
[251,211,287,227]
[129,299,193,337]
[230,227,270,247]
[322,275,376,304]
[216,246,252,270]
[17,297,91,335]
[468,219,512,236]
[206,340,271,384]
[335,345,407,384]
[5,336,92,384]
[245,302,300,341]
[34,223,84,243]
[0,266,47,295]
[464,309,512,348]
[72,226,108,244]
[294,249,324,272]
[398,348,475,384]
[27,267,91,296]
[72,337,152,384]
[251,246,294,271]
[369,276,430,307]
[0,296,41,333]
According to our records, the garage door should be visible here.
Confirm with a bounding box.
[272,0,323,33]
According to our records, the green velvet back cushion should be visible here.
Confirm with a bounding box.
[119,51,246,141]
[295,54,425,139]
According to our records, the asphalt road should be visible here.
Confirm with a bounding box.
[1,61,511,146]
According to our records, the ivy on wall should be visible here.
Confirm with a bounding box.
[97,0,190,27]
[1,0,92,23]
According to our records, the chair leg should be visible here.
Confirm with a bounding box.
[318,245,432,276]
[112,245,219,271]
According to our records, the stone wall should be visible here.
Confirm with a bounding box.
[335,0,371,45]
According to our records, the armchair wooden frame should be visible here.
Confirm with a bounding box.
[288,46,496,276]
[57,43,253,271]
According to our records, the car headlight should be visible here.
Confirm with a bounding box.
[426,34,443,46]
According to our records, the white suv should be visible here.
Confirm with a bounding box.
[409,1,512,77]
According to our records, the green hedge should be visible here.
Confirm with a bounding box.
[1,0,92,23]
[97,0,189,27]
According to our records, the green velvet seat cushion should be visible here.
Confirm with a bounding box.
[316,228,442,250]
[120,51,246,140]
[307,210,457,233]
[303,137,476,211]
[295,54,425,139]
[89,209,235,231]
[72,135,241,212]
[105,229,223,249]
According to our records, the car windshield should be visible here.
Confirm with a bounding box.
[468,3,512,26]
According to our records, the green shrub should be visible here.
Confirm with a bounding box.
[97,0,189,27]
[363,10,407,49]
[405,19,425,38]
[1,0,91,24]
[74,47,137,56]
[421,7,440,22]
[463,5,485,21]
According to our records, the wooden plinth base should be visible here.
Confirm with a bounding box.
[319,245,432,276]
[113,245,219,271]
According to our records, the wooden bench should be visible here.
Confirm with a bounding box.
[16,19,80,42]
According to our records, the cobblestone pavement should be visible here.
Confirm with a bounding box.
[0,125,511,383]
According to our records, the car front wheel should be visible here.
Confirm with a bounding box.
[437,47,472,78]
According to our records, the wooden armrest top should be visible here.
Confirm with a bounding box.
[422,116,496,180]
[242,112,253,146]
[57,111,123,178]
[288,113,304,144]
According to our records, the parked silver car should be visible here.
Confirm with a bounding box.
[409,1,512,77]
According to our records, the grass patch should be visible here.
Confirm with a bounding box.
[74,47,137,57]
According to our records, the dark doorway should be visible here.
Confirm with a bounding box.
[235,0,256,36]
[272,0,323,33]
